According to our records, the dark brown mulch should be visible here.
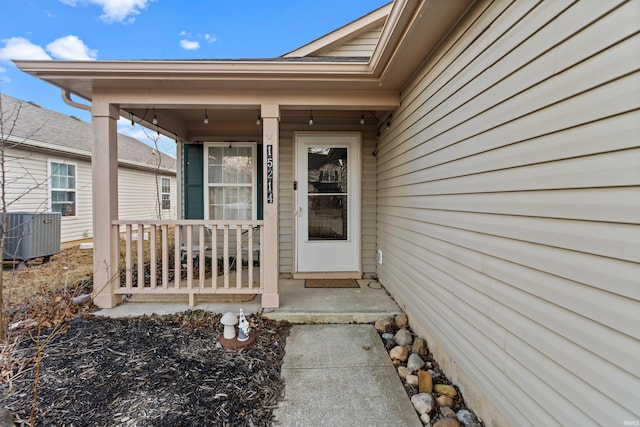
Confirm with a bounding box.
[2,312,291,427]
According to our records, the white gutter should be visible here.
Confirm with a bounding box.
[62,89,91,111]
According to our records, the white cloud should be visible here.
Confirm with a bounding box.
[204,34,217,44]
[60,0,153,23]
[179,30,189,37]
[46,35,97,60]
[179,39,200,51]
[0,35,97,62]
[0,37,52,60]
[0,67,10,83]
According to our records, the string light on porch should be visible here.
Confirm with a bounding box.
[152,109,158,125]
[308,110,314,126]
[256,113,261,126]
[129,113,135,129]
[360,113,365,125]
[203,109,209,124]
[386,113,392,131]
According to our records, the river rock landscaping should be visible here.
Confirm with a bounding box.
[375,314,483,427]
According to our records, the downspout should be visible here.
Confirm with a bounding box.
[61,89,91,111]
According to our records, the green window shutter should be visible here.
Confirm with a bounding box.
[184,144,204,219]
[257,144,263,220]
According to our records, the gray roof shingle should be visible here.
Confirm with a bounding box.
[1,93,175,173]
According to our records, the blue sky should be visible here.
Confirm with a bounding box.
[1,0,388,155]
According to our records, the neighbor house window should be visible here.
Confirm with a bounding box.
[205,144,255,220]
[49,161,76,216]
[161,177,171,210]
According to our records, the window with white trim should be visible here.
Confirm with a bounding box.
[205,144,256,220]
[161,177,171,210]
[49,160,77,217]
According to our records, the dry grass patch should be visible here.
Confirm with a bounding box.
[2,246,94,310]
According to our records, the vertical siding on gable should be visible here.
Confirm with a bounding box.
[317,27,383,57]
[278,120,377,275]
[376,1,640,426]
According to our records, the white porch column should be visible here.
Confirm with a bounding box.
[91,100,121,308]
[261,104,280,308]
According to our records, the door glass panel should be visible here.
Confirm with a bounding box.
[307,147,347,240]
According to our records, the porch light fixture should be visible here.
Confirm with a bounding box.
[152,109,158,125]
[203,109,209,124]
[360,113,365,125]
[308,111,314,126]
[256,113,261,126]
[129,113,135,129]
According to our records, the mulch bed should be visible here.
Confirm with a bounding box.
[2,312,291,427]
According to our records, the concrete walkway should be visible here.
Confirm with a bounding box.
[273,324,422,427]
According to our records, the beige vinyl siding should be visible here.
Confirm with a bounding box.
[65,159,93,242]
[5,146,176,244]
[278,120,377,275]
[316,26,383,57]
[376,1,640,426]
[118,167,177,221]
[4,148,94,243]
[278,129,294,273]
[5,147,52,213]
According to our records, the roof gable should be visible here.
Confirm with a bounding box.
[283,3,392,58]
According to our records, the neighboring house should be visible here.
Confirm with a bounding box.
[15,1,639,426]
[0,93,177,247]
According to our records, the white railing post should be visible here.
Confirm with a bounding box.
[111,220,264,302]
[248,226,254,290]
[137,223,144,288]
[223,224,230,288]
[162,224,169,288]
[211,225,218,290]
[125,224,133,289]
[198,224,205,288]
[150,225,157,289]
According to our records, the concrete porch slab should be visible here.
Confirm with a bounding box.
[261,279,402,323]
[93,279,402,323]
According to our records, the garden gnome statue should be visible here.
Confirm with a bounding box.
[237,308,251,342]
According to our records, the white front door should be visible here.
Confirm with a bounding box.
[295,133,360,272]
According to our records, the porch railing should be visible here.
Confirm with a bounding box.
[112,220,264,306]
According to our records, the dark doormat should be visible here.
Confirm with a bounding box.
[304,279,360,288]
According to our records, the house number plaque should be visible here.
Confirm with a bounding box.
[266,145,274,204]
